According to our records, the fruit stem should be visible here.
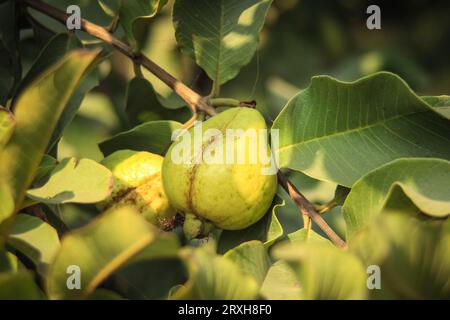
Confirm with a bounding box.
[209,98,258,109]
[209,98,240,107]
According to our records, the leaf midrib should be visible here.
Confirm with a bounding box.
[277,109,446,152]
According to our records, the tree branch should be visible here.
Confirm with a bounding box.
[20,0,217,117]
[277,172,347,248]
[20,0,347,249]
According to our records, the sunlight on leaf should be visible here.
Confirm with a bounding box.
[46,206,179,299]
[8,214,60,273]
[0,50,99,213]
[27,158,113,204]
[0,107,14,150]
[273,72,450,187]
[173,0,272,86]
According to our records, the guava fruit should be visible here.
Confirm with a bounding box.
[100,150,177,230]
[162,107,277,238]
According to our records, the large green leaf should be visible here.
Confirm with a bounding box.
[272,72,450,187]
[0,106,14,150]
[0,0,20,105]
[0,50,99,214]
[99,120,182,156]
[98,0,168,51]
[273,242,367,299]
[173,0,272,86]
[217,195,284,253]
[343,158,450,238]
[0,271,43,299]
[7,214,60,273]
[27,158,113,204]
[46,206,179,299]
[172,245,259,300]
[224,240,271,285]
[14,33,101,150]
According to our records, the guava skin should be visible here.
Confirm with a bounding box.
[162,107,277,233]
[100,150,177,229]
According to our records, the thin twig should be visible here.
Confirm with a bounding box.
[20,0,217,117]
[20,0,346,249]
[277,171,347,248]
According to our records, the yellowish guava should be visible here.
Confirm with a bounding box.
[100,150,177,230]
[162,107,277,238]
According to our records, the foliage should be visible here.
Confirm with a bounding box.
[0,0,449,300]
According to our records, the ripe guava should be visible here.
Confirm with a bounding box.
[100,150,177,230]
[162,107,277,238]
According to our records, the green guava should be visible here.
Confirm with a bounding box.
[100,150,177,230]
[162,107,277,238]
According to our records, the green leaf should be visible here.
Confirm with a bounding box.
[0,50,99,212]
[173,0,272,86]
[7,214,60,273]
[98,0,168,51]
[0,0,20,105]
[350,214,450,299]
[14,33,101,150]
[273,242,367,299]
[19,156,59,211]
[287,228,332,245]
[260,261,302,300]
[422,95,450,119]
[217,195,284,253]
[172,246,259,300]
[382,216,450,299]
[27,158,113,204]
[343,158,450,238]
[115,258,186,299]
[46,206,179,299]
[99,120,182,156]
[0,250,21,273]
[0,106,14,150]
[125,77,190,126]
[33,155,58,184]
[224,240,271,285]
[273,72,450,187]
[0,181,14,230]
[0,271,43,300]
